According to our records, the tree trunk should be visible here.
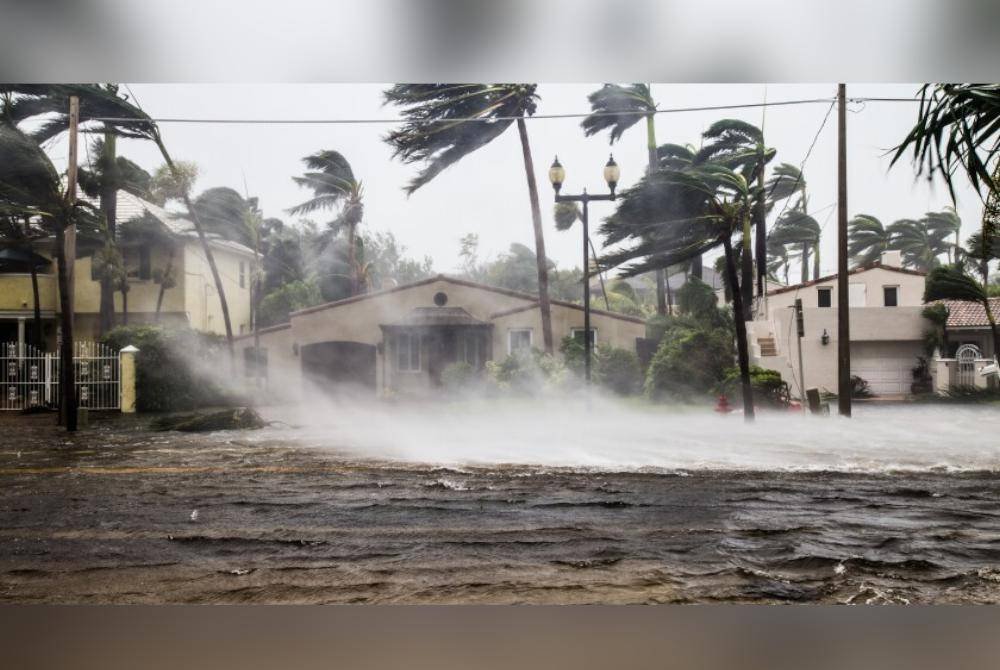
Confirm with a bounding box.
[801,242,810,283]
[347,220,358,295]
[754,145,767,298]
[55,227,76,431]
[813,242,821,280]
[740,212,753,320]
[154,136,235,364]
[155,249,174,320]
[690,255,703,280]
[723,234,755,421]
[98,132,117,335]
[121,286,128,325]
[646,113,668,316]
[515,117,553,354]
[665,271,673,314]
[30,264,42,348]
[588,238,610,310]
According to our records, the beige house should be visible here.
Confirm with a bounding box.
[748,251,930,397]
[928,298,1000,392]
[0,191,254,347]
[235,275,646,398]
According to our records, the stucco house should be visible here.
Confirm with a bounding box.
[748,250,930,398]
[235,275,646,398]
[0,190,254,348]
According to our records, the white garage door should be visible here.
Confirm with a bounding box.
[850,342,922,396]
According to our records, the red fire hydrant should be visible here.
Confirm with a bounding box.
[714,394,732,414]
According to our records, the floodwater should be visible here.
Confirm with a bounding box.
[2,402,1000,604]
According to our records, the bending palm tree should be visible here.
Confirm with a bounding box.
[383,84,555,353]
[887,218,950,272]
[582,83,670,313]
[923,208,962,264]
[770,208,821,280]
[600,163,758,420]
[924,265,1000,361]
[847,214,891,267]
[288,150,365,295]
[764,163,809,281]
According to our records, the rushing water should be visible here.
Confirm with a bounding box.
[1,403,999,604]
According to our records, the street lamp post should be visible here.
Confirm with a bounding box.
[548,154,620,385]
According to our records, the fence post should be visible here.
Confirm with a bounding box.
[120,345,139,414]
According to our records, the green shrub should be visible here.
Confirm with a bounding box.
[676,277,719,320]
[594,346,642,395]
[718,365,791,408]
[257,280,323,327]
[441,361,478,392]
[559,335,589,376]
[101,325,241,412]
[645,323,734,401]
[485,349,567,394]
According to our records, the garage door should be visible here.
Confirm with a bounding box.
[850,341,922,396]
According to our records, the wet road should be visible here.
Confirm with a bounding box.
[3,415,1000,604]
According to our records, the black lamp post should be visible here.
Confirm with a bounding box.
[548,154,620,385]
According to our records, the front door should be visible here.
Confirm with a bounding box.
[427,329,459,387]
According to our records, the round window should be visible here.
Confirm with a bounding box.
[433,291,448,306]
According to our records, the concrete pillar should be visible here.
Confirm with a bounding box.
[16,317,25,354]
[120,345,139,413]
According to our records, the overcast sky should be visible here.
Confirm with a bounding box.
[59,83,985,278]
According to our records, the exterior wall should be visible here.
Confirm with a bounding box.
[764,266,925,313]
[182,241,253,336]
[0,273,58,313]
[753,305,928,396]
[234,325,300,401]
[489,305,645,361]
[946,329,995,360]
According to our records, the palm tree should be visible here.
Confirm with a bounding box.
[847,214,891,266]
[582,83,670,314]
[383,84,556,354]
[965,230,1000,283]
[922,207,962,263]
[600,163,758,420]
[770,208,821,280]
[553,201,610,310]
[764,163,809,281]
[887,218,950,272]
[925,265,1000,361]
[288,150,365,296]
[2,84,238,360]
[696,119,775,318]
[78,135,155,332]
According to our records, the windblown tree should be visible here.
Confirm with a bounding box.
[922,207,963,263]
[763,162,810,281]
[965,229,1000,283]
[847,214,892,267]
[553,201,610,310]
[887,218,951,272]
[288,150,366,296]
[600,163,758,420]
[383,84,556,353]
[581,83,670,313]
[1,84,238,360]
[78,136,154,333]
[695,120,775,318]
[769,208,822,280]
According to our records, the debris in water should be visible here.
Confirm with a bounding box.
[152,407,268,433]
[189,509,199,522]
[227,568,253,576]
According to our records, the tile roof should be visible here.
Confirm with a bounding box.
[936,298,1000,328]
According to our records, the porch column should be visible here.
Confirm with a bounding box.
[17,317,25,354]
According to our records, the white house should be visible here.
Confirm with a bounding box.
[747,250,929,398]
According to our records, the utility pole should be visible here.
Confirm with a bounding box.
[60,95,80,431]
[794,299,806,406]
[836,84,852,417]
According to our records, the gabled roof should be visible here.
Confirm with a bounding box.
[767,261,926,296]
[935,298,1000,329]
[489,300,645,324]
[290,274,647,324]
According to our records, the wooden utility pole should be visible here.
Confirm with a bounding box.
[60,95,80,431]
[836,84,851,417]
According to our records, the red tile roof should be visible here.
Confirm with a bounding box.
[936,298,1000,328]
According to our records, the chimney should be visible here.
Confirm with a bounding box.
[880,250,902,267]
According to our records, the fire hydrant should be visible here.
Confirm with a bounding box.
[714,394,732,414]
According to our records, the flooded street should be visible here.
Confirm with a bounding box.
[3,407,1000,604]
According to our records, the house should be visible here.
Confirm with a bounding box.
[927,297,1000,392]
[747,250,930,398]
[235,275,646,398]
[0,191,254,348]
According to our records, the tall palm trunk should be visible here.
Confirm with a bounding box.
[690,254,703,280]
[515,117,553,354]
[155,249,174,319]
[98,131,116,335]
[347,220,358,296]
[740,211,753,320]
[30,263,42,348]
[154,136,235,364]
[813,242,821,280]
[722,234,755,421]
[646,113,668,315]
[754,144,767,299]
[120,284,128,325]
[800,243,810,283]
[54,226,76,431]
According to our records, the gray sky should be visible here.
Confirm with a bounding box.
[64,83,985,278]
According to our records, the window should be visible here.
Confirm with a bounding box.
[397,333,421,372]
[239,261,246,289]
[570,328,597,347]
[817,287,832,308]
[508,329,532,354]
[138,246,151,280]
[883,286,898,307]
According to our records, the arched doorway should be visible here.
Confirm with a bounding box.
[300,341,377,394]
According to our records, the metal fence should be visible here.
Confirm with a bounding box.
[1,341,120,411]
